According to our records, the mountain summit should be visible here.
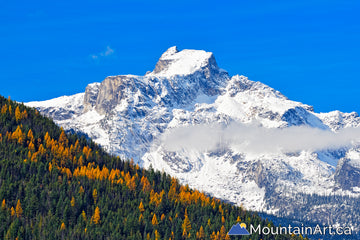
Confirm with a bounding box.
[79,47,228,115]
[151,46,222,77]
[27,47,360,234]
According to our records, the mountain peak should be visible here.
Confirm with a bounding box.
[159,46,179,59]
[151,47,220,77]
[26,46,360,234]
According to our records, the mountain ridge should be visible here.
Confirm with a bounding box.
[26,46,360,234]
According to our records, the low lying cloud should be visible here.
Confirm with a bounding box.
[91,46,114,60]
[161,122,360,154]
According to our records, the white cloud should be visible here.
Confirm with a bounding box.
[91,46,114,60]
[161,122,360,154]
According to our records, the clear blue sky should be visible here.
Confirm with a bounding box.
[1,0,359,113]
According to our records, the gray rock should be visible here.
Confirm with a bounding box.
[334,158,360,190]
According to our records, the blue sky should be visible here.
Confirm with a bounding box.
[1,0,359,113]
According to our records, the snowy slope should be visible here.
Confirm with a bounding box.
[27,47,360,232]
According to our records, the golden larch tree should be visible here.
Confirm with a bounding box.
[31,152,38,162]
[74,139,80,152]
[152,213,158,226]
[60,222,66,230]
[21,109,28,119]
[10,207,15,217]
[59,130,68,146]
[16,199,23,218]
[168,178,178,199]
[138,213,143,223]
[28,141,35,152]
[220,225,227,239]
[225,233,231,240]
[79,186,85,195]
[126,174,136,191]
[38,144,46,155]
[1,104,7,114]
[218,204,223,214]
[15,106,21,121]
[78,155,84,166]
[83,146,92,159]
[81,210,87,221]
[27,129,34,141]
[138,201,145,213]
[44,132,52,148]
[197,226,205,240]
[182,228,188,239]
[154,230,161,240]
[70,196,75,207]
[140,176,151,192]
[210,231,217,240]
[11,126,24,144]
[1,199,6,210]
[182,208,191,233]
[92,206,101,224]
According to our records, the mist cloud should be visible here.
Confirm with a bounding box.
[91,46,114,60]
[161,122,360,154]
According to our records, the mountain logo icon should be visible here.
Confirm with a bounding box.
[227,222,250,235]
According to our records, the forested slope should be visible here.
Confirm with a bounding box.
[0,95,304,239]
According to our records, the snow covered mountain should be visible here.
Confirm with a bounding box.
[27,46,360,233]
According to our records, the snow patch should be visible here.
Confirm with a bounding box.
[27,93,84,109]
[150,48,213,77]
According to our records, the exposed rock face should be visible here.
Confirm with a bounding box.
[281,106,328,128]
[94,75,141,115]
[84,82,101,111]
[249,161,269,188]
[335,158,360,190]
[153,46,179,74]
